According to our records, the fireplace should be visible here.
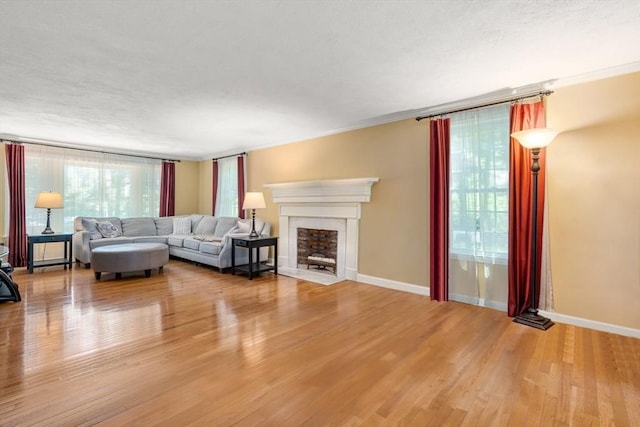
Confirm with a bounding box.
[297,227,338,274]
[265,178,378,283]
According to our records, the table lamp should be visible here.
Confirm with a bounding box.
[35,191,64,234]
[242,192,266,238]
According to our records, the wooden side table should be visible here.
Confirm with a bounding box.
[231,236,278,280]
[27,233,73,273]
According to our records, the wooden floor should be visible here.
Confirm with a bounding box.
[1,260,638,426]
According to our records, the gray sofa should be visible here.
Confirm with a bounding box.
[73,214,271,271]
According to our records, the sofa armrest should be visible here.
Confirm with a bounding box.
[72,230,92,264]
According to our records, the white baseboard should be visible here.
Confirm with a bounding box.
[356,273,429,296]
[354,274,639,338]
[538,310,640,339]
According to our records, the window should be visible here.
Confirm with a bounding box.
[23,145,161,233]
[449,104,510,261]
[214,156,238,217]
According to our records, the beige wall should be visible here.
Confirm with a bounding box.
[245,120,430,286]
[546,73,640,329]
[174,160,200,215]
[197,160,213,215]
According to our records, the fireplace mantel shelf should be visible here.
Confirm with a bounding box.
[265,177,379,204]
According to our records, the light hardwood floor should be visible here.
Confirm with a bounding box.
[1,260,638,426]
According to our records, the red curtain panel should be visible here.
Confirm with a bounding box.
[237,155,245,219]
[4,143,28,267]
[429,118,450,301]
[159,161,175,217]
[211,159,219,215]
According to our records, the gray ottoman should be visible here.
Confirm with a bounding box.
[91,243,169,280]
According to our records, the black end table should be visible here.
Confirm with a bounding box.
[231,236,278,280]
[27,233,73,273]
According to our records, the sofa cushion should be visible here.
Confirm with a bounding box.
[154,217,173,235]
[199,241,224,255]
[214,217,239,237]
[97,221,122,238]
[167,236,185,247]
[131,236,168,245]
[89,237,134,250]
[121,217,157,237]
[173,217,192,235]
[190,215,204,233]
[233,220,252,234]
[193,235,223,242]
[183,238,201,251]
[195,216,218,235]
[81,218,103,240]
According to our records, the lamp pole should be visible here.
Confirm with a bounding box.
[513,145,554,330]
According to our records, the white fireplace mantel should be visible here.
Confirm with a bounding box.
[265,177,379,204]
[264,178,379,282]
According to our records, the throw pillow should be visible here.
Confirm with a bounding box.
[214,217,240,237]
[154,217,173,236]
[194,216,218,235]
[96,221,121,238]
[236,221,251,233]
[172,217,192,235]
[81,218,103,240]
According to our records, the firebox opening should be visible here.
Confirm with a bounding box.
[297,228,338,275]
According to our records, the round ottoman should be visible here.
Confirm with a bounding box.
[91,243,169,280]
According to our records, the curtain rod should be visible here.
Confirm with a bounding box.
[0,138,181,162]
[212,152,247,161]
[415,90,553,121]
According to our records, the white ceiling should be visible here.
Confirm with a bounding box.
[1,1,639,161]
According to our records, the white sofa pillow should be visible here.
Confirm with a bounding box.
[234,221,251,234]
[96,221,121,238]
[172,217,192,235]
[81,218,103,240]
[195,216,218,235]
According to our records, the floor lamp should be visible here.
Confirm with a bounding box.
[511,128,558,331]
[242,192,266,238]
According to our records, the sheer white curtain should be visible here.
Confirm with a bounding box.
[215,156,238,217]
[448,104,510,310]
[22,145,161,234]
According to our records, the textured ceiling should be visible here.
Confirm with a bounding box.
[1,0,639,160]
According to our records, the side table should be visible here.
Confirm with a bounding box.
[27,233,73,273]
[231,236,278,280]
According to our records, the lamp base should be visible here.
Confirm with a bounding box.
[41,208,55,234]
[513,309,554,330]
[249,208,259,238]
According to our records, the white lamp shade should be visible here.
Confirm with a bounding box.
[511,128,559,149]
[35,192,64,209]
[242,192,266,210]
